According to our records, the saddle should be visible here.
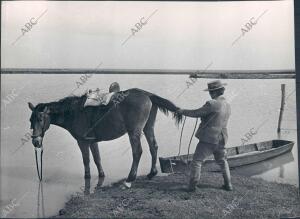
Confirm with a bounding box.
[84,89,116,107]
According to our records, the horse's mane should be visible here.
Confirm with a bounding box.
[36,94,86,114]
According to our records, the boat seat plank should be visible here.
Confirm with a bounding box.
[229,150,263,158]
[237,144,257,154]
[226,147,238,156]
[257,141,273,151]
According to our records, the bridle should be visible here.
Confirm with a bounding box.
[31,111,50,181]
[31,113,51,139]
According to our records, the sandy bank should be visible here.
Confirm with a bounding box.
[53,172,300,219]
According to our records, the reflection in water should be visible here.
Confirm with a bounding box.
[37,182,45,218]
[277,132,294,179]
[279,166,284,178]
[232,152,294,177]
[34,177,105,217]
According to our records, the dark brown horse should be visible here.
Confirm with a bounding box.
[28,88,182,187]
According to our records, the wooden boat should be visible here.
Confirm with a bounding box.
[159,139,294,173]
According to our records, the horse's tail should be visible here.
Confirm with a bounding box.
[149,94,183,126]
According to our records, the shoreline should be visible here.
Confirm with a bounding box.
[52,172,300,218]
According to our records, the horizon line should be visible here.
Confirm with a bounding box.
[1,68,296,75]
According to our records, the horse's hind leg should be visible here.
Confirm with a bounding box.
[90,142,105,177]
[126,130,143,184]
[143,105,159,180]
[78,141,91,179]
[123,96,152,187]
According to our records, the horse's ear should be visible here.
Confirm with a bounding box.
[43,106,50,114]
[28,102,35,111]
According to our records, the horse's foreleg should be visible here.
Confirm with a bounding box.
[90,142,105,177]
[126,131,143,183]
[78,141,91,179]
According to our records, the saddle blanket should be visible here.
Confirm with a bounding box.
[84,89,116,107]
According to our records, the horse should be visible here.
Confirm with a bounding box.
[28,88,182,187]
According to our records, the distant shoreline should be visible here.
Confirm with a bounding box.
[1,68,295,75]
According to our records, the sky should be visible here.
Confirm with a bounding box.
[1,0,295,70]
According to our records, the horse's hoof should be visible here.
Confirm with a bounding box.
[147,170,158,180]
[99,172,105,178]
[59,209,66,215]
[120,181,132,190]
[84,174,91,179]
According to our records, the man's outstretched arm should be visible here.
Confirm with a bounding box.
[177,101,212,118]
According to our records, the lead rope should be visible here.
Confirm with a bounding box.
[35,149,41,181]
[187,118,198,164]
[34,138,43,181]
[177,116,199,173]
[37,181,45,217]
[177,116,187,156]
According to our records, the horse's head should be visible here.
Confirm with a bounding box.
[28,102,51,148]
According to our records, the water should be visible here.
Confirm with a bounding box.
[0,73,298,218]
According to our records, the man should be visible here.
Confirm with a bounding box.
[177,80,232,192]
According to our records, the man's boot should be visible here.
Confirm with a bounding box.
[221,160,233,191]
[187,179,197,192]
[187,161,202,192]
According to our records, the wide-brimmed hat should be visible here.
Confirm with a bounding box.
[204,80,227,91]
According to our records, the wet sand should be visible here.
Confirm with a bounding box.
[53,172,300,219]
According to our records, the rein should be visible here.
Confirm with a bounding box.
[31,117,50,138]
[35,148,43,181]
[177,116,199,169]
[187,118,198,162]
[177,117,187,156]
[32,113,49,181]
